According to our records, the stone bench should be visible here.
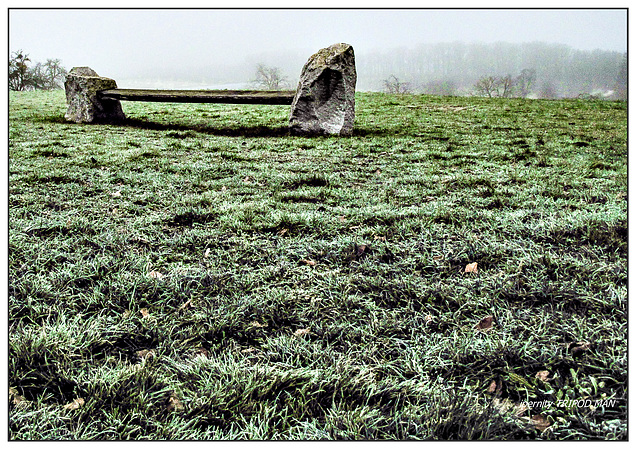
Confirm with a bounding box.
[64,43,356,136]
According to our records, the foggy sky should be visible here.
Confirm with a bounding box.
[9,8,627,87]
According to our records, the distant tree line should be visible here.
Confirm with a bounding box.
[9,50,67,91]
[362,42,627,99]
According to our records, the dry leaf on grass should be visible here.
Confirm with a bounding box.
[9,387,30,409]
[475,315,494,331]
[464,262,479,273]
[63,398,85,411]
[149,270,164,280]
[569,341,591,356]
[294,328,311,337]
[166,392,185,412]
[535,370,551,382]
[374,235,386,241]
[300,259,316,266]
[140,308,150,318]
[250,321,268,328]
[529,414,551,432]
[487,379,503,395]
[137,349,156,360]
[204,248,211,258]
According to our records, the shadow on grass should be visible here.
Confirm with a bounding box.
[38,114,400,138]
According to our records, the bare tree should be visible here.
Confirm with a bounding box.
[497,75,516,98]
[475,72,532,98]
[252,63,289,90]
[473,76,500,98]
[383,75,412,94]
[43,59,67,89]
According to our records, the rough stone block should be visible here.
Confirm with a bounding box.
[64,67,126,123]
[289,43,357,136]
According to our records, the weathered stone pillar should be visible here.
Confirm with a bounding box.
[289,43,357,136]
[64,67,126,123]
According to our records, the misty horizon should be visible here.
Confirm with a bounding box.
[9,9,627,95]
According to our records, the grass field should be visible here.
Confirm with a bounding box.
[8,89,627,440]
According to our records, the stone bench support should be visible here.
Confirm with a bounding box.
[64,67,126,123]
[64,43,356,135]
[289,43,357,136]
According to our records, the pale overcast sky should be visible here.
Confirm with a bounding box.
[9,8,627,84]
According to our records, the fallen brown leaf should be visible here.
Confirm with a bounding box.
[149,270,164,280]
[166,392,185,412]
[464,262,479,273]
[529,414,551,432]
[250,321,268,328]
[569,341,591,356]
[374,235,386,241]
[535,370,551,382]
[9,387,30,409]
[294,328,311,337]
[137,349,156,360]
[140,308,150,318]
[63,398,85,411]
[475,315,494,331]
[487,379,503,395]
[278,228,289,236]
[300,259,316,266]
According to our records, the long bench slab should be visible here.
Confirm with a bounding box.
[64,43,357,136]
[98,89,296,105]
